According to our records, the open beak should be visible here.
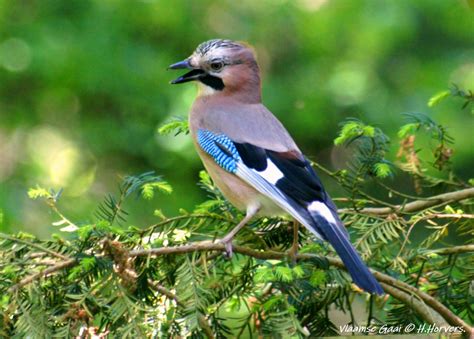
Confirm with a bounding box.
[168,59,205,84]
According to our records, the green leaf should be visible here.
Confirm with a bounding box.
[397,123,419,138]
[198,170,212,186]
[153,209,166,219]
[27,186,51,200]
[362,125,375,137]
[334,120,376,146]
[262,295,283,311]
[374,162,392,178]
[292,265,305,278]
[158,118,189,136]
[254,266,275,283]
[334,121,363,145]
[193,199,221,213]
[0,294,10,308]
[428,90,450,107]
[309,270,326,286]
[275,266,293,282]
[141,181,173,200]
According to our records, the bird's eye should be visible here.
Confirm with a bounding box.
[210,61,224,71]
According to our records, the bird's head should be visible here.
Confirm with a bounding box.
[169,39,261,101]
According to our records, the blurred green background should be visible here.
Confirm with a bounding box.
[0,0,473,237]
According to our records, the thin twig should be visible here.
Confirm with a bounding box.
[9,258,76,292]
[368,267,472,335]
[339,187,474,215]
[141,213,233,235]
[148,279,215,339]
[422,213,474,220]
[147,279,182,306]
[426,244,474,255]
[379,282,447,326]
[0,232,69,260]
[375,180,433,201]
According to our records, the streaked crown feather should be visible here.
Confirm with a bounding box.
[195,39,244,56]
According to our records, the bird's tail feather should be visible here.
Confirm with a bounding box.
[308,208,384,295]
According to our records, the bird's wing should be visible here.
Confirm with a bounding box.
[197,129,342,238]
[197,129,383,295]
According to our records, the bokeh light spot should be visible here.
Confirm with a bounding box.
[297,0,328,12]
[26,126,96,196]
[0,38,32,72]
[328,63,369,106]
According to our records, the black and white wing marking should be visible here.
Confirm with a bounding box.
[197,129,327,238]
[197,129,384,295]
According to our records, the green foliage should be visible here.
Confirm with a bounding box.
[6,88,470,336]
[1,99,473,336]
[334,119,392,181]
[449,84,474,113]
[397,112,456,181]
[427,90,451,108]
[157,118,190,136]
[2,0,473,237]
[334,120,375,146]
[399,112,453,144]
[0,1,471,335]
[96,171,171,224]
[27,186,51,200]
[373,162,392,179]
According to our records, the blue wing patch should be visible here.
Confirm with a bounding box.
[197,130,241,173]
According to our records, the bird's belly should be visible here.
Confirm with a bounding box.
[199,151,284,216]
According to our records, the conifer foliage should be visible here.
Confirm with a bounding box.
[0,87,473,337]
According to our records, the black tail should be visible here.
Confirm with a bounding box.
[309,210,384,295]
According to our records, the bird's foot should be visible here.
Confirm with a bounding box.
[218,235,234,258]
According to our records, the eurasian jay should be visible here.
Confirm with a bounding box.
[169,39,384,295]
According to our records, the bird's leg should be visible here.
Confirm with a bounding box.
[288,220,300,265]
[219,205,259,257]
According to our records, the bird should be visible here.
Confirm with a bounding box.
[169,39,384,295]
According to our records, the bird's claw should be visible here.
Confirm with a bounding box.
[219,237,234,258]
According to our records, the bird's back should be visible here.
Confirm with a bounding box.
[190,95,300,154]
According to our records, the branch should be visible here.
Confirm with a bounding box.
[148,279,215,339]
[421,213,474,220]
[339,187,474,215]
[327,257,473,335]
[141,213,232,235]
[129,241,473,334]
[379,282,447,326]
[9,258,76,292]
[8,240,473,334]
[424,244,474,255]
[0,232,69,260]
[148,280,182,305]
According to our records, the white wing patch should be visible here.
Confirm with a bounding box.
[235,162,323,240]
[256,159,284,184]
[309,201,337,225]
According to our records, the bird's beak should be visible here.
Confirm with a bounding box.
[169,59,205,85]
[168,60,191,70]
